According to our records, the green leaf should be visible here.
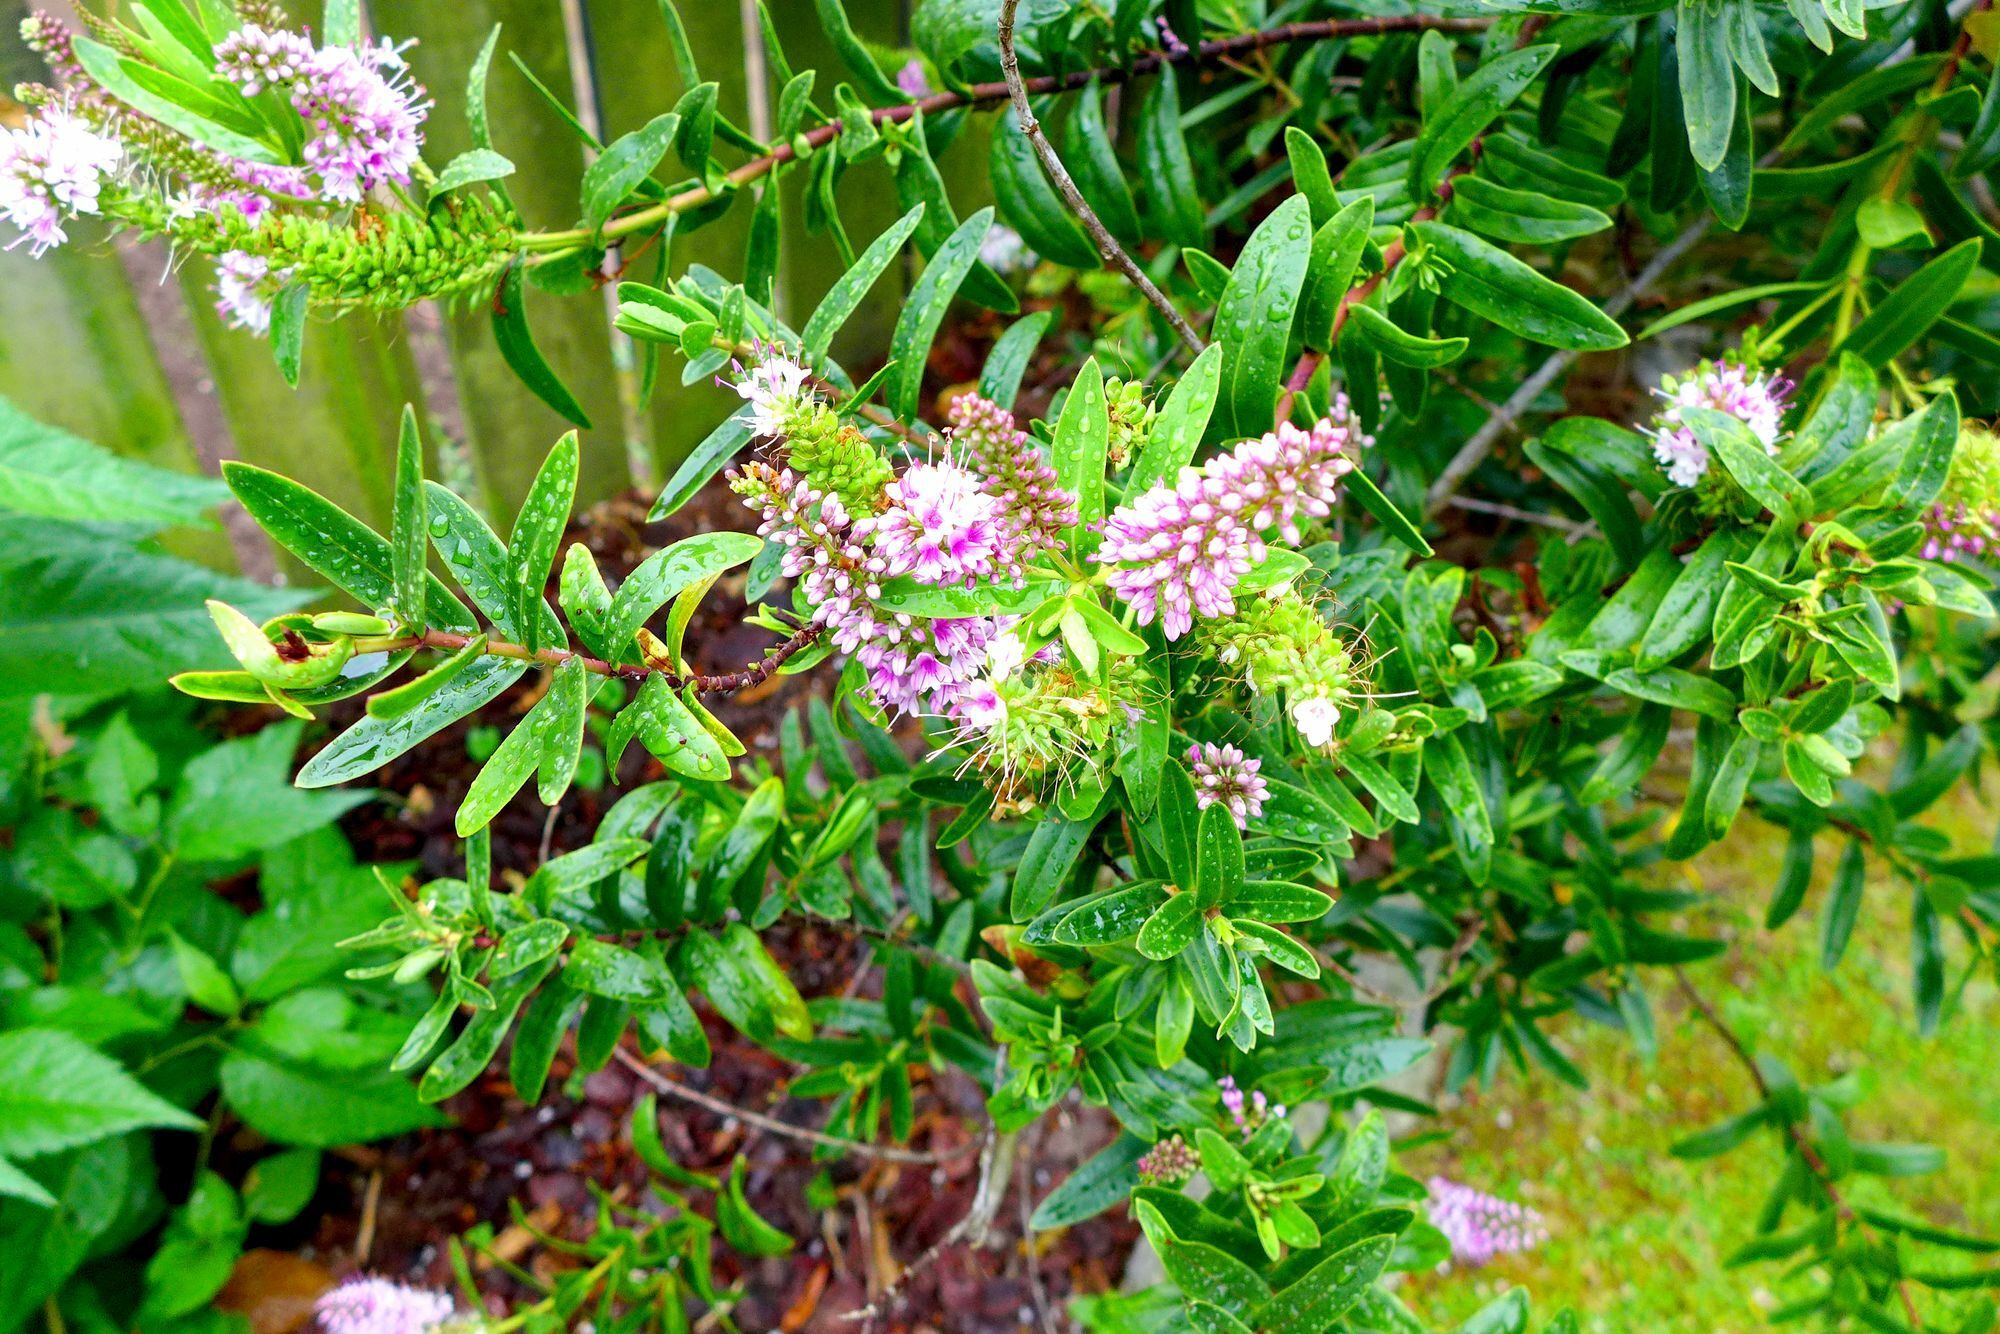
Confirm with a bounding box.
[1054,358,1110,553]
[1138,64,1206,249]
[220,1052,445,1147]
[1344,469,1433,557]
[1133,1200,1271,1310]
[1066,81,1142,243]
[0,1157,55,1209]
[1524,436,1641,570]
[1428,731,1493,883]
[535,656,589,805]
[1841,238,1982,369]
[990,106,1098,269]
[1215,196,1314,437]
[650,410,757,520]
[1448,175,1612,245]
[1030,1133,1149,1230]
[1131,344,1223,493]
[227,461,474,627]
[493,262,594,429]
[1671,1105,1769,1159]
[389,406,427,632]
[581,112,679,230]
[508,433,579,653]
[1410,45,1558,194]
[1012,814,1096,922]
[168,722,369,860]
[1636,528,1749,668]
[978,310,1053,409]
[419,955,558,1103]
[1195,801,1244,910]
[1640,282,1831,342]
[566,937,682,1004]
[430,148,515,199]
[609,675,732,781]
[301,659,524,788]
[604,532,762,656]
[888,207,994,418]
[1412,222,1629,350]
[1300,197,1376,353]
[1051,881,1168,945]
[0,1028,201,1159]
[1605,666,1737,720]
[0,398,225,529]
[1677,0,1735,170]
[267,281,308,388]
[815,0,905,102]
[1820,838,1866,970]
[1684,407,1811,521]
[1348,304,1468,368]
[1136,894,1204,960]
[685,925,812,1043]
[802,204,925,364]
[1255,1235,1395,1333]
[0,520,305,698]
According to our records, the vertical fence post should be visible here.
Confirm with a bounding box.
[370,0,629,524]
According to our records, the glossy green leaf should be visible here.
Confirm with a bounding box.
[1215,196,1314,437]
[888,207,993,418]
[1412,222,1628,350]
[493,262,593,429]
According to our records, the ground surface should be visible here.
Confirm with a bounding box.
[1399,782,2000,1332]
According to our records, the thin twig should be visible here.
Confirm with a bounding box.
[1018,1145,1061,1334]
[522,15,1493,256]
[371,623,820,691]
[1444,495,1591,535]
[844,1129,1020,1330]
[615,1048,981,1165]
[997,0,1203,353]
[1673,969,1924,1329]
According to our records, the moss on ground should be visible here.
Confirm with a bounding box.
[1398,783,2000,1332]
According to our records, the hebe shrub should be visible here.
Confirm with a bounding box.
[5,0,2000,1326]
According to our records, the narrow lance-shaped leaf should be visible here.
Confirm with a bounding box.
[508,433,579,653]
[888,207,994,419]
[1411,221,1629,351]
[493,262,594,429]
[389,406,427,632]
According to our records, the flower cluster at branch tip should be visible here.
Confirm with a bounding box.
[1425,1177,1548,1267]
[1203,589,1361,748]
[1136,1133,1200,1186]
[215,25,430,205]
[1097,405,1367,640]
[9,10,496,317]
[313,1276,458,1334]
[1647,358,1791,488]
[728,351,815,440]
[947,392,1080,569]
[1218,1074,1284,1137]
[1187,742,1269,830]
[0,104,121,256]
[857,461,1008,587]
[1922,424,2000,564]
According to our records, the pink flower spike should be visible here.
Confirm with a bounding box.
[313,1276,457,1334]
[1096,407,1365,639]
[1426,1177,1549,1267]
